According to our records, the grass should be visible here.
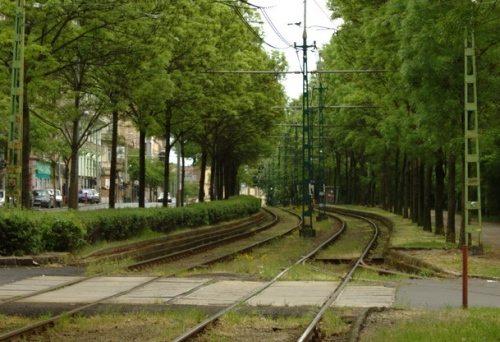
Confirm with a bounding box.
[193,309,351,341]
[176,216,342,281]
[403,248,500,278]
[84,257,138,275]
[0,314,42,334]
[76,228,166,258]
[3,308,209,342]
[352,267,410,283]
[360,308,500,342]
[341,205,500,278]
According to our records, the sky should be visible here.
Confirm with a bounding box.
[250,0,339,99]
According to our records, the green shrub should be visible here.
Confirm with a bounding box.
[0,195,261,255]
[40,214,86,252]
[0,210,42,255]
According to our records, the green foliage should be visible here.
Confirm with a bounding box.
[0,196,261,255]
[362,308,500,342]
[0,210,85,255]
[0,211,42,255]
[81,209,149,243]
[39,214,86,252]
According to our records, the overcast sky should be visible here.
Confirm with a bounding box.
[250,0,339,99]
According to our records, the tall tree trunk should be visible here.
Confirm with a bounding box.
[138,130,146,208]
[68,120,80,209]
[209,161,216,201]
[216,157,224,200]
[394,149,400,214]
[418,161,425,227]
[435,150,445,235]
[109,109,119,208]
[198,143,208,202]
[161,107,173,207]
[423,164,432,232]
[335,152,341,204]
[446,153,456,243]
[385,151,392,211]
[411,160,419,223]
[345,151,349,204]
[180,140,186,206]
[401,153,408,217]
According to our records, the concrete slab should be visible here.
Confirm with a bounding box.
[174,280,264,306]
[246,281,339,307]
[19,276,156,304]
[109,278,212,304]
[0,276,84,300]
[333,286,395,307]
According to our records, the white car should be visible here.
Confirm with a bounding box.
[47,189,63,207]
[0,189,5,207]
[157,192,172,203]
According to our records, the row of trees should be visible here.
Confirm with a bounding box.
[0,0,287,209]
[260,0,500,246]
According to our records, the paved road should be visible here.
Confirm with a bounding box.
[396,278,500,309]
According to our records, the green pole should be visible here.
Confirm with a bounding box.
[297,0,316,237]
[6,0,25,207]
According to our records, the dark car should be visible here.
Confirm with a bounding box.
[78,188,100,203]
[32,189,55,208]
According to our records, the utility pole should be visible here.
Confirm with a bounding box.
[463,1,482,309]
[6,0,25,207]
[316,68,327,221]
[295,0,316,237]
[463,23,482,249]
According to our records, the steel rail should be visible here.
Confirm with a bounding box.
[0,208,298,341]
[0,276,163,341]
[82,210,270,264]
[172,210,346,342]
[0,210,272,306]
[126,207,280,271]
[297,209,380,342]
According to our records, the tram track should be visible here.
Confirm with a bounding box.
[0,208,276,307]
[0,207,302,341]
[0,207,394,342]
[297,208,380,342]
[169,208,382,341]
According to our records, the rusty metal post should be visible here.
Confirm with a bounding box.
[462,245,468,309]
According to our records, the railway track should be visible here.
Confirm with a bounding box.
[0,207,303,341]
[0,206,394,342]
[169,207,382,341]
[0,209,277,307]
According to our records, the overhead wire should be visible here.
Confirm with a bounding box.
[259,7,293,48]
[226,2,294,50]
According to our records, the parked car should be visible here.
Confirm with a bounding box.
[78,188,100,203]
[157,192,172,203]
[32,189,55,208]
[47,189,63,207]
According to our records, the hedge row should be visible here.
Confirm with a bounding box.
[0,195,261,256]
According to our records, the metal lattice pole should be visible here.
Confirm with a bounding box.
[295,0,316,237]
[464,32,482,247]
[317,81,327,221]
[6,0,25,207]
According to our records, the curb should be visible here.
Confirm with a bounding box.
[0,253,72,267]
